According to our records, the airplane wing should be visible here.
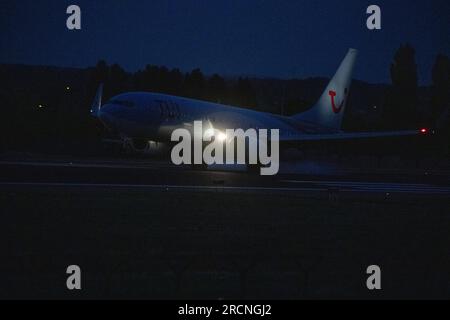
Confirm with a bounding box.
[280,129,429,142]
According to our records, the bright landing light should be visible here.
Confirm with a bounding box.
[204,127,227,142]
[217,132,227,142]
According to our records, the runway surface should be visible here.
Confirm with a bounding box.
[1,155,450,299]
[1,156,449,197]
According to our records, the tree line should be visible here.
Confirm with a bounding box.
[382,44,450,131]
[0,44,449,155]
[89,61,257,110]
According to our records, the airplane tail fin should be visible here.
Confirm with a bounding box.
[90,83,104,117]
[292,49,358,130]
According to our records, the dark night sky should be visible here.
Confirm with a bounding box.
[1,0,449,84]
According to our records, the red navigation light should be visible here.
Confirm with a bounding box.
[420,128,428,134]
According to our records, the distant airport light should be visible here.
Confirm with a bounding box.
[37,104,45,109]
[66,86,71,91]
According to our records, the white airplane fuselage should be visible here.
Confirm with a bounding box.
[98,92,334,144]
[92,49,423,151]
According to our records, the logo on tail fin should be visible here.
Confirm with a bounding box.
[329,88,348,114]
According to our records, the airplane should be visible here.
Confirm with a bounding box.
[90,49,428,158]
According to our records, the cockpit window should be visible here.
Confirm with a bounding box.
[109,99,135,108]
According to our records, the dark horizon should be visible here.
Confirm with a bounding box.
[1,0,449,85]
[0,59,401,86]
